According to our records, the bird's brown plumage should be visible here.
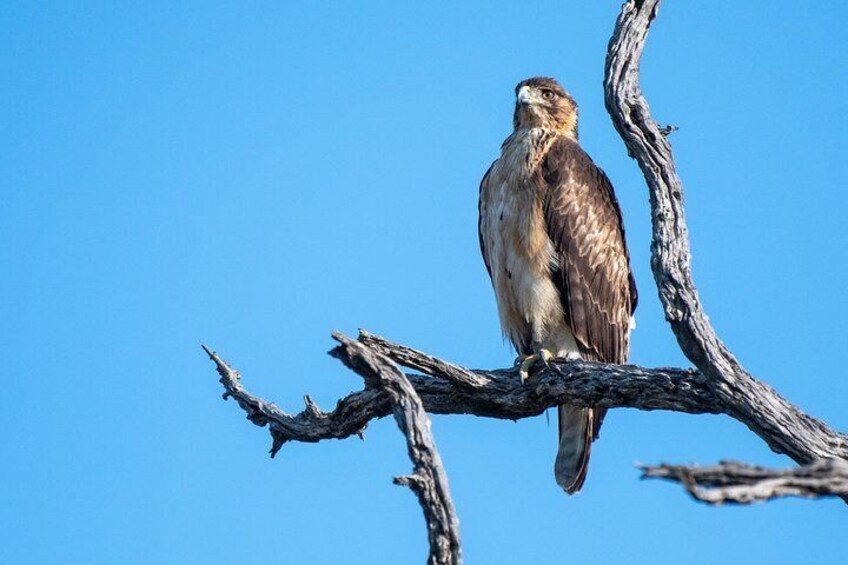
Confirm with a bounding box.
[540,138,637,365]
[479,77,636,493]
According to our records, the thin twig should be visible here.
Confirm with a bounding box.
[357,330,489,389]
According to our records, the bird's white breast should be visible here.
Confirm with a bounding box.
[480,130,579,355]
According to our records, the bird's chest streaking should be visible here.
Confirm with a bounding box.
[479,129,579,356]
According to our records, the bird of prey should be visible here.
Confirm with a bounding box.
[478,77,637,493]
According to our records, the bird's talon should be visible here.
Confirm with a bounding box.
[517,354,537,384]
[517,349,555,383]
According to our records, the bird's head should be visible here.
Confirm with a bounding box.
[513,77,578,137]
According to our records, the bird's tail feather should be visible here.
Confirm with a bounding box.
[554,405,595,494]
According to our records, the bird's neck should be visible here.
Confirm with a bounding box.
[514,125,578,140]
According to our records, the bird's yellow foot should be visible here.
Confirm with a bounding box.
[517,349,554,384]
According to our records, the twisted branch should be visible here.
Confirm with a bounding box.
[331,334,461,564]
[604,0,848,466]
[641,460,848,504]
[202,330,717,456]
[203,328,846,507]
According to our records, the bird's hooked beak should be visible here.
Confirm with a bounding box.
[517,85,536,106]
[517,86,532,105]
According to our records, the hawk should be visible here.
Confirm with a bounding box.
[478,77,637,493]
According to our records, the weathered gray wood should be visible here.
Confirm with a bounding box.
[603,0,848,465]
[331,334,461,565]
[641,460,848,505]
[202,334,716,455]
[204,324,848,505]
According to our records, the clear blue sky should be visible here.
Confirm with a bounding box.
[2,2,847,563]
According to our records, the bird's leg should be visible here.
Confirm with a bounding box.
[517,348,554,384]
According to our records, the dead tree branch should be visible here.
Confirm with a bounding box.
[641,460,848,505]
[204,328,846,507]
[603,0,848,484]
[202,331,717,454]
[331,334,461,565]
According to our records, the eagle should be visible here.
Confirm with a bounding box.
[478,77,637,493]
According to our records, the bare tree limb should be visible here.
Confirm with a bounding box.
[202,334,717,454]
[204,326,848,506]
[331,334,461,565]
[203,325,846,507]
[603,0,848,465]
[641,459,848,505]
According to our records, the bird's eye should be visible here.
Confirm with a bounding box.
[541,90,555,100]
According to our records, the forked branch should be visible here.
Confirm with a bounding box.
[202,330,717,453]
[204,327,847,505]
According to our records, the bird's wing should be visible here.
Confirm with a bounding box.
[538,137,637,365]
[478,161,496,279]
